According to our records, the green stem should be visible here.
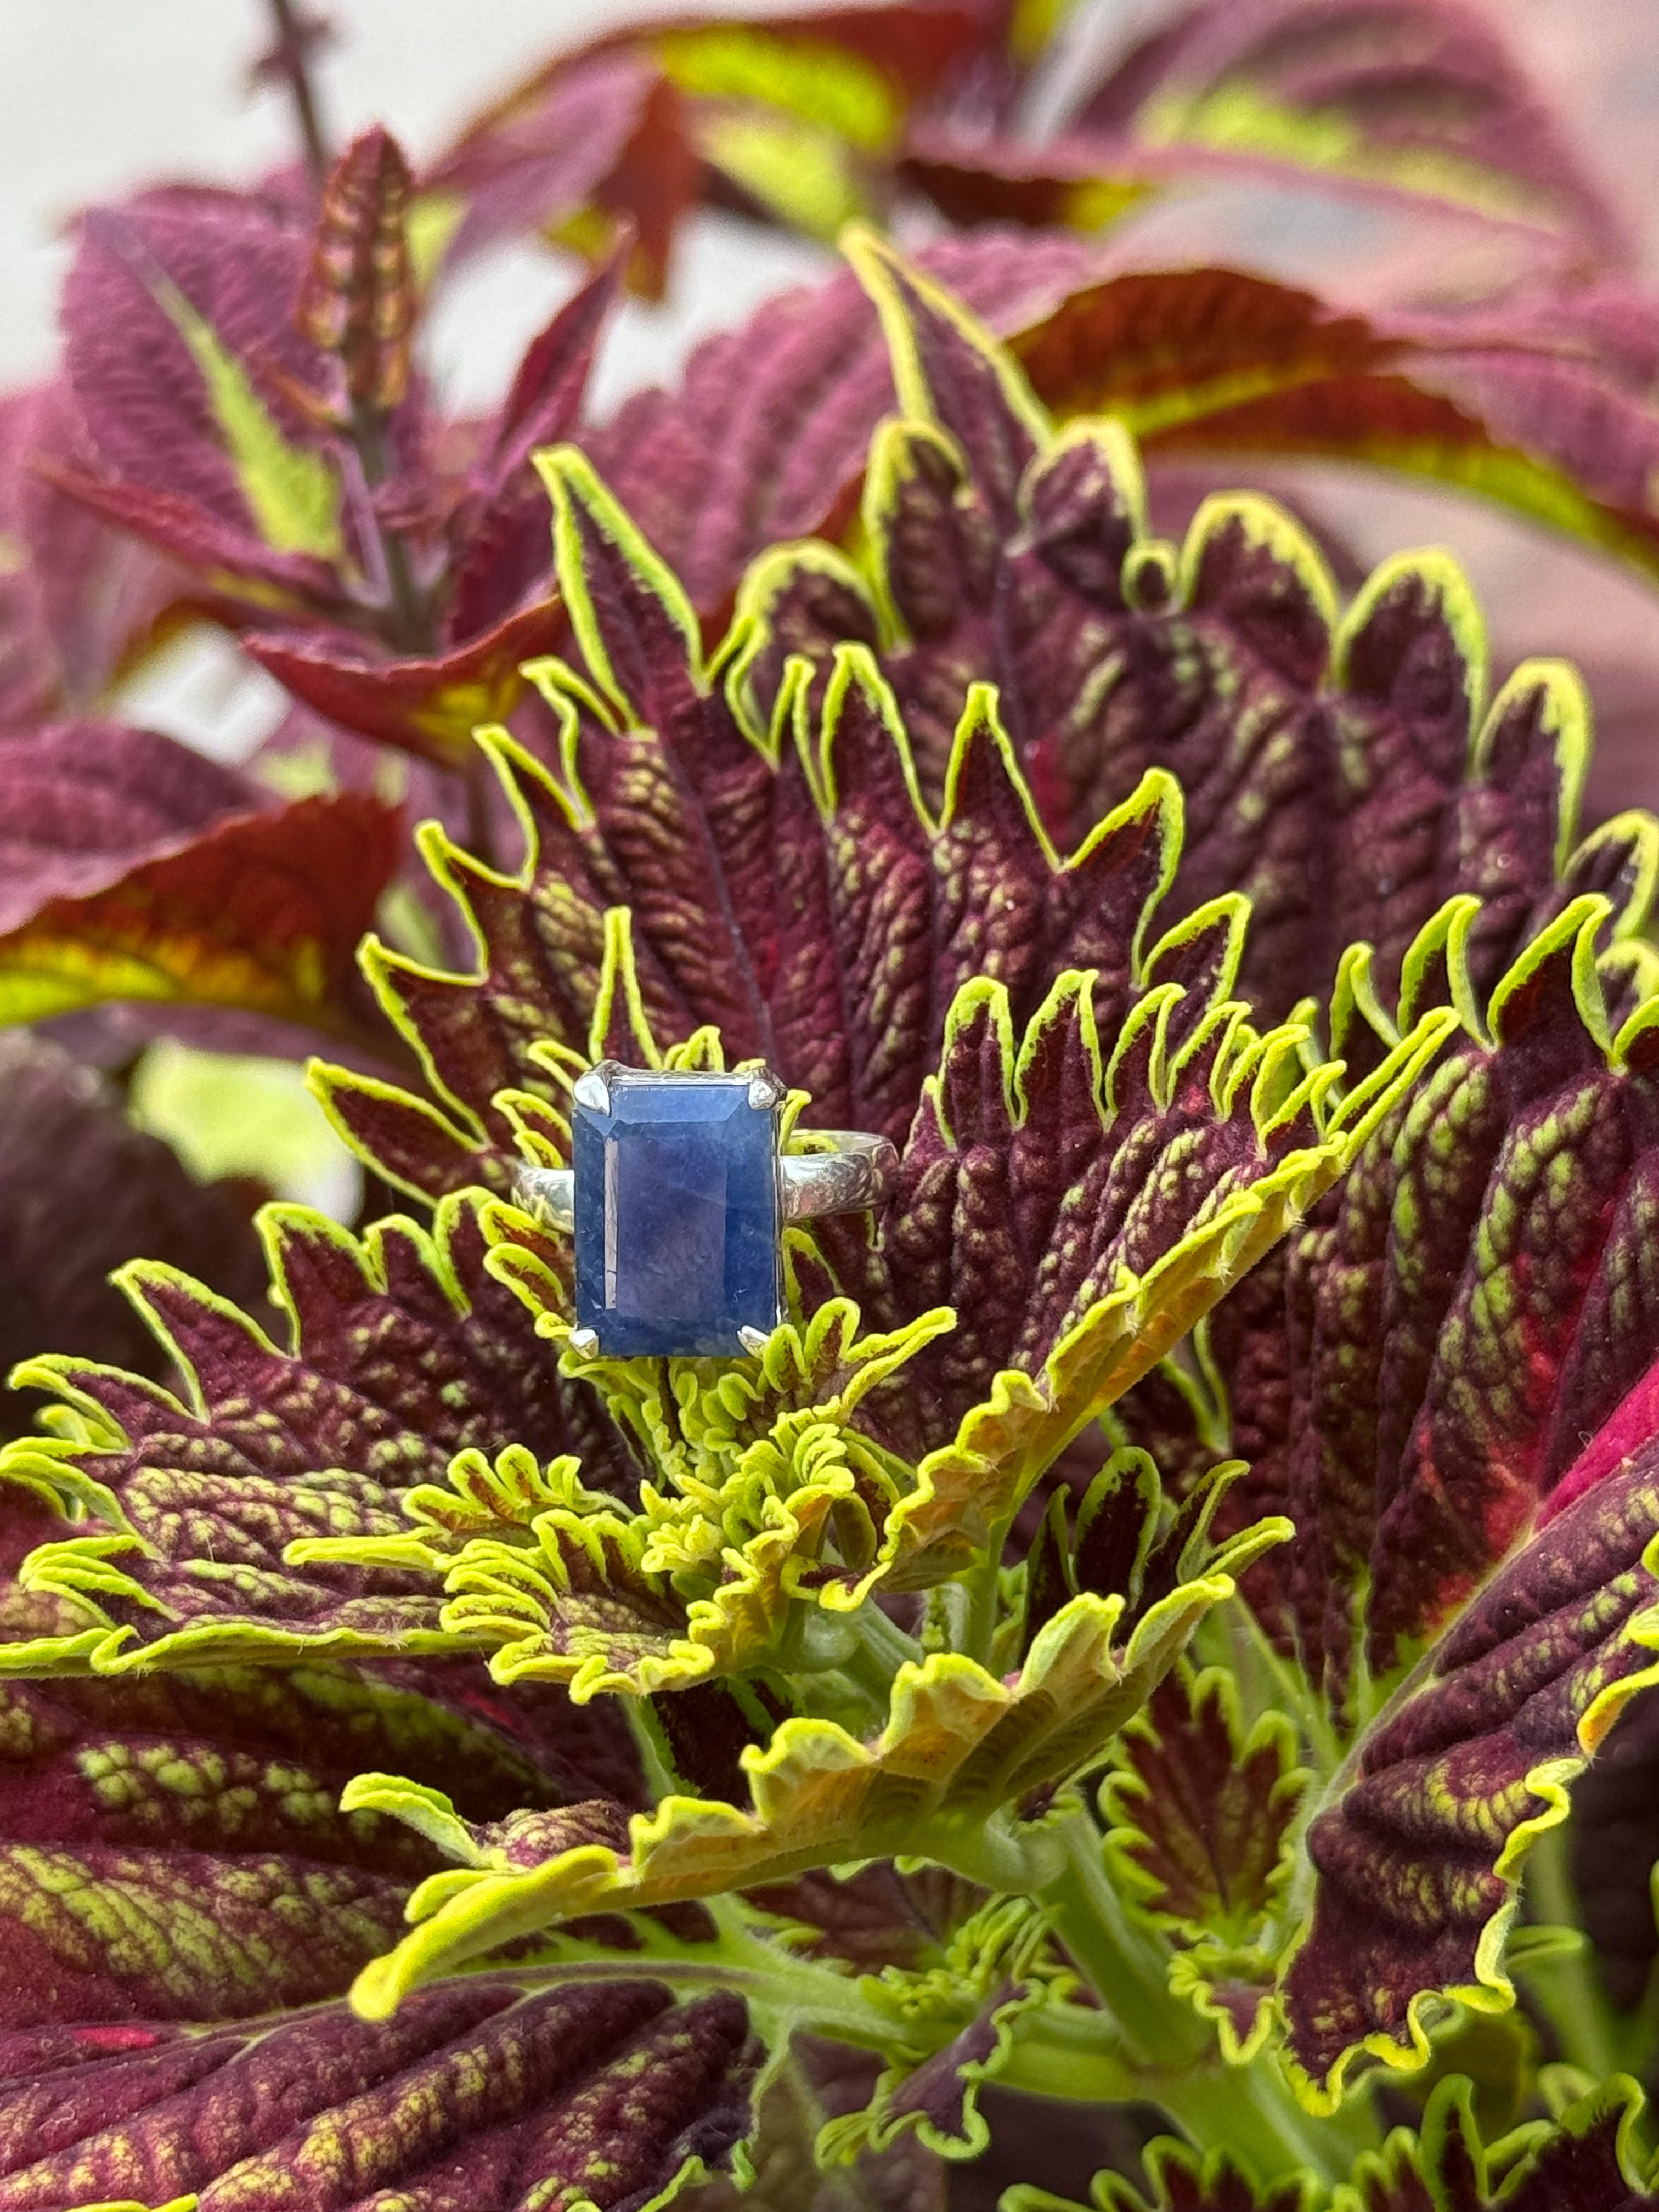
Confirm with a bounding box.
[1035,1807,1372,2189]
[1041,1809,1199,2067]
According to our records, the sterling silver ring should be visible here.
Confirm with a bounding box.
[511,1060,897,1360]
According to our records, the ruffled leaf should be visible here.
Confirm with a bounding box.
[732,239,1613,1020]
[1276,1431,1659,2107]
[1102,1663,1307,1948]
[0,1195,629,1673]
[348,1536,1273,2013]
[1197,892,1659,1701]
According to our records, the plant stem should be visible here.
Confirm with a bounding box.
[1042,1808,1199,2067]
[264,0,332,192]
[346,405,431,659]
[1035,1806,1369,2188]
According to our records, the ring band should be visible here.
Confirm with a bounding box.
[512,1131,896,1233]
[509,1062,896,1359]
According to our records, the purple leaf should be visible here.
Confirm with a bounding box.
[1077,0,1627,266]
[63,187,329,538]
[581,229,1121,614]
[1278,1431,1659,2103]
[0,1030,265,1444]
[0,1980,757,2212]
[1,1194,634,1670]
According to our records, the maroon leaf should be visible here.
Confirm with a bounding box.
[1278,1431,1659,2103]
[0,720,256,928]
[0,1979,757,2212]
[0,736,403,1037]
[32,455,342,614]
[1,1193,635,1672]
[582,229,1121,613]
[245,595,563,765]
[1076,0,1627,267]
[729,244,1607,1018]
[0,1030,266,1444]
[431,49,698,297]
[1190,896,1659,1698]
[63,187,328,540]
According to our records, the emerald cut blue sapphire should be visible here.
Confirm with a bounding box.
[571,1070,781,1357]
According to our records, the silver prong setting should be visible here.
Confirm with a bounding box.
[746,1068,785,1111]
[567,1328,600,1358]
[737,1325,771,1356]
[573,1064,616,1113]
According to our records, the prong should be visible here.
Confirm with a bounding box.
[747,1068,784,1111]
[573,1062,617,1113]
[567,1328,600,1358]
[737,1325,770,1356]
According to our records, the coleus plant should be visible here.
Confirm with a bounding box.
[10,5,1659,2211]
[9,204,1659,2211]
[14,0,1659,1420]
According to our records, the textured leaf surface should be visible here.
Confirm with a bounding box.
[0,1195,633,1673]
[727,242,1616,1024]
[1277,1431,1659,2104]
[1190,893,1659,1699]
[0,1622,748,2212]
[1102,1663,1305,1946]
[0,1978,758,2212]
[581,230,1119,612]
[348,1549,1265,2013]
[63,188,341,567]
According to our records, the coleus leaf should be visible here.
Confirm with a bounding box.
[1076,0,1626,266]
[1198,888,1659,1702]
[0,1978,759,2212]
[0,381,179,726]
[341,1516,1274,2015]
[1339,2071,1659,2212]
[0,1029,265,1444]
[0,721,403,1036]
[1008,266,1659,592]
[580,229,1123,612]
[0,1638,754,2212]
[731,238,1626,1022]
[0,1194,632,1674]
[426,47,699,297]
[1003,2071,1659,2210]
[243,595,563,769]
[1101,1663,1307,1950]
[1002,2134,1307,2211]
[429,9,986,287]
[1274,1427,1659,2107]
[62,187,343,568]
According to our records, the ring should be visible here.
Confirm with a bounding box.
[511,1061,898,1359]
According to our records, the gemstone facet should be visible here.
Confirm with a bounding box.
[571,1070,781,1357]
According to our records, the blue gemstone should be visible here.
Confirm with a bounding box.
[572,1074,781,1357]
